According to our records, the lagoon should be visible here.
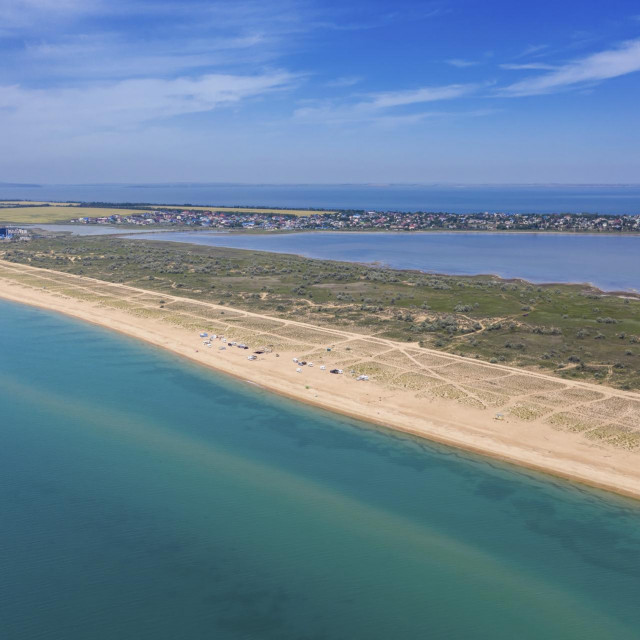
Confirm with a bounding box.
[132,230,640,292]
[1,299,640,639]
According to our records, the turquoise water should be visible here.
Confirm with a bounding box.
[134,231,640,292]
[1,300,640,639]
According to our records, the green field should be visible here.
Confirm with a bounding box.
[2,234,639,390]
[0,202,335,223]
[145,205,335,216]
[0,201,80,206]
[0,206,142,224]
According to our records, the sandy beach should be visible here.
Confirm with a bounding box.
[1,258,640,499]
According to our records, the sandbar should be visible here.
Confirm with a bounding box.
[1,258,640,500]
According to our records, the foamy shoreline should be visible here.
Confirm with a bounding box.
[1,259,640,501]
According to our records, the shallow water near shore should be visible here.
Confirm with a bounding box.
[1,299,640,639]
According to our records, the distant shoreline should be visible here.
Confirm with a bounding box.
[22,222,640,236]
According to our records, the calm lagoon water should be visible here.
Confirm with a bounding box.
[1,300,640,639]
[24,224,159,236]
[133,231,640,292]
[3,183,640,213]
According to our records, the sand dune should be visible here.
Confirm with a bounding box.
[1,258,640,499]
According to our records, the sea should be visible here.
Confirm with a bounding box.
[127,231,640,292]
[1,299,640,640]
[2,183,640,214]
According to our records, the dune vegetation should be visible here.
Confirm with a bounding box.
[3,234,639,391]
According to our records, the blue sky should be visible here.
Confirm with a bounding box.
[1,0,640,183]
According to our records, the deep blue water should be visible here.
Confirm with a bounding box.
[2,183,640,213]
[1,299,640,639]
[131,231,640,292]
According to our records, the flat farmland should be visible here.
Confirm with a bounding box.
[147,205,335,216]
[0,201,80,206]
[0,206,142,223]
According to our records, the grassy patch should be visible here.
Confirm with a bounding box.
[0,206,142,224]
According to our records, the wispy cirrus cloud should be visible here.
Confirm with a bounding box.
[0,0,94,19]
[498,38,640,96]
[500,62,557,71]
[3,1,306,81]
[445,58,479,68]
[514,44,550,59]
[325,76,362,88]
[294,83,479,125]
[368,84,476,108]
[445,50,494,68]
[0,72,296,134]
[0,0,98,34]
[20,33,277,81]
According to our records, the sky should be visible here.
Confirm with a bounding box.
[1,0,640,184]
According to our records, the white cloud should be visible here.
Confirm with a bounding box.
[0,0,98,30]
[499,39,640,96]
[4,0,304,82]
[367,84,475,109]
[514,44,550,59]
[0,1,306,104]
[445,51,494,69]
[2,0,90,12]
[362,108,498,127]
[500,63,557,71]
[325,76,362,88]
[0,72,295,134]
[445,59,479,68]
[294,84,477,125]
[22,33,276,80]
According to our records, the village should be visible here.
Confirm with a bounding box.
[70,207,640,233]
